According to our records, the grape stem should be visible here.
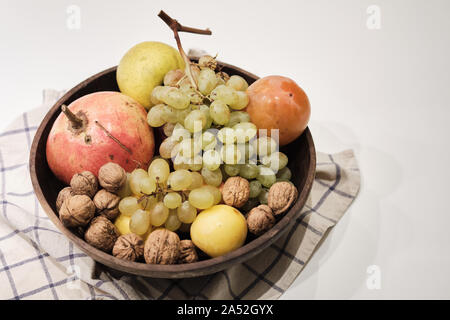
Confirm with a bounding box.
[158,10,212,90]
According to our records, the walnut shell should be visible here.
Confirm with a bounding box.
[246,205,275,235]
[70,171,98,198]
[85,216,119,253]
[93,189,120,220]
[56,187,74,212]
[98,162,126,193]
[144,229,180,264]
[222,177,250,208]
[112,234,144,262]
[59,194,95,228]
[267,182,298,215]
[178,240,198,264]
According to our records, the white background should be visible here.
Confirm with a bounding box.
[1,0,449,299]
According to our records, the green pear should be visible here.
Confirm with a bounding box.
[117,41,184,109]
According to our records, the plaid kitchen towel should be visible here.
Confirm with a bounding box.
[0,89,360,300]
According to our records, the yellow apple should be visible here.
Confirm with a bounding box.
[117,41,184,109]
[190,205,247,258]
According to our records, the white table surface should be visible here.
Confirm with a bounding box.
[1,0,449,299]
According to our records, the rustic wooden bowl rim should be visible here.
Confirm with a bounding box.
[29,61,316,278]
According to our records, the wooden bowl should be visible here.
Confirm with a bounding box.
[29,60,316,278]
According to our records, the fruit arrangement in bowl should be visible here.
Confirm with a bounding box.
[29,11,315,278]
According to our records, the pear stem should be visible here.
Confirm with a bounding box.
[158,10,212,90]
[61,105,83,128]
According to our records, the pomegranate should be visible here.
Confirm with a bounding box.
[46,91,155,185]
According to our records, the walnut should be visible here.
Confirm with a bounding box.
[144,228,180,264]
[267,182,298,215]
[70,171,98,198]
[93,189,120,220]
[56,187,74,212]
[246,205,276,235]
[112,234,144,262]
[59,194,95,228]
[84,216,119,253]
[98,162,126,193]
[222,177,250,208]
[178,240,198,264]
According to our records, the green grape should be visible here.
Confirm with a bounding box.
[210,85,238,106]
[239,164,259,179]
[180,83,203,105]
[276,167,292,181]
[262,152,289,172]
[187,154,202,172]
[201,167,223,187]
[151,86,168,105]
[198,55,217,70]
[202,131,218,151]
[171,123,191,142]
[257,166,277,188]
[163,192,182,209]
[230,91,249,110]
[253,136,278,157]
[117,172,132,198]
[147,104,166,127]
[161,104,178,124]
[226,75,249,91]
[129,209,151,235]
[210,100,230,125]
[189,188,214,209]
[175,106,192,124]
[184,110,207,133]
[161,87,190,110]
[249,180,262,198]
[159,138,179,159]
[150,201,169,227]
[164,69,184,86]
[217,127,236,144]
[118,196,140,216]
[130,169,149,195]
[203,149,222,171]
[258,188,269,205]
[168,169,192,191]
[228,111,251,127]
[233,122,257,143]
[177,201,197,224]
[200,185,222,204]
[198,68,218,95]
[198,104,213,129]
[188,171,204,190]
[220,165,230,181]
[172,154,190,170]
[163,122,176,137]
[237,143,257,163]
[140,176,156,194]
[139,195,157,211]
[165,210,182,231]
[179,138,201,158]
[224,164,240,177]
[148,158,170,183]
[221,144,241,165]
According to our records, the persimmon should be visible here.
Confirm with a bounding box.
[245,76,310,146]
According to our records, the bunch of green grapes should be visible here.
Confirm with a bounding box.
[136,54,295,229]
[116,157,222,235]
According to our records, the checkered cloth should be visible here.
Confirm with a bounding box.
[0,89,360,300]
